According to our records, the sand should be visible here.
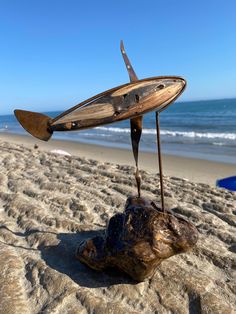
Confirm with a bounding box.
[1,132,236,186]
[0,134,235,313]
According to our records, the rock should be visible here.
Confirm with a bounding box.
[76,196,198,281]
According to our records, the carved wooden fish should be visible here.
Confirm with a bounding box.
[14,41,187,206]
[14,51,186,142]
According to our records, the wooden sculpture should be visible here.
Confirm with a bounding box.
[14,41,186,207]
[14,43,197,281]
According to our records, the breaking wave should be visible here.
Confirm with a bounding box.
[96,127,236,140]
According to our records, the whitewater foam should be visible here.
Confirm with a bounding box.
[96,127,236,140]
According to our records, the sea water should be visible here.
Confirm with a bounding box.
[1,98,236,164]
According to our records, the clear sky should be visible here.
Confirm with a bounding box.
[0,0,236,115]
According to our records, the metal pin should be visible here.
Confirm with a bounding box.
[156,112,165,212]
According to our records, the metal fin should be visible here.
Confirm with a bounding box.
[120,40,143,197]
[120,40,138,81]
[130,116,143,197]
[14,110,52,141]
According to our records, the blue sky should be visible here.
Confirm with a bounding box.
[0,0,236,115]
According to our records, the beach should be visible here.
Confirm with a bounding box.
[1,0,236,312]
[0,132,235,186]
[0,133,235,313]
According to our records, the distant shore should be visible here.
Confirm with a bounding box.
[0,132,235,186]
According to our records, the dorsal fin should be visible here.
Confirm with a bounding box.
[120,40,138,82]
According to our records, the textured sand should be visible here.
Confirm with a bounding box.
[1,132,236,186]
[0,140,235,314]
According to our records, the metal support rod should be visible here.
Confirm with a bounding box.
[155,112,165,212]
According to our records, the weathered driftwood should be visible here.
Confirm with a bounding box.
[76,196,198,282]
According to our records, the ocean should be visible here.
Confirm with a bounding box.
[1,98,236,164]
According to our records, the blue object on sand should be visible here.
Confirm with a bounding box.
[216,176,236,191]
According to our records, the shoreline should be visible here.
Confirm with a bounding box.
[0,132,235,186]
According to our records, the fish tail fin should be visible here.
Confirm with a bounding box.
[14,109,53,141]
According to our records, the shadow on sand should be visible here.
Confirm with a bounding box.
[0,225,136,287]
[39,229,136,288]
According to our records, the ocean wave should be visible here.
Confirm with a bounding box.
[97,127,131,133]
[96,127,236,140]
[96,127,156,134]
[213,142,225,146]
[76,132,112,138]
[161,130,236,140]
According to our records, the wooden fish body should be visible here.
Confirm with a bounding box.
[14,76,185,141]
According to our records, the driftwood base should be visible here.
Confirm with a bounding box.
[76,196,198,282]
